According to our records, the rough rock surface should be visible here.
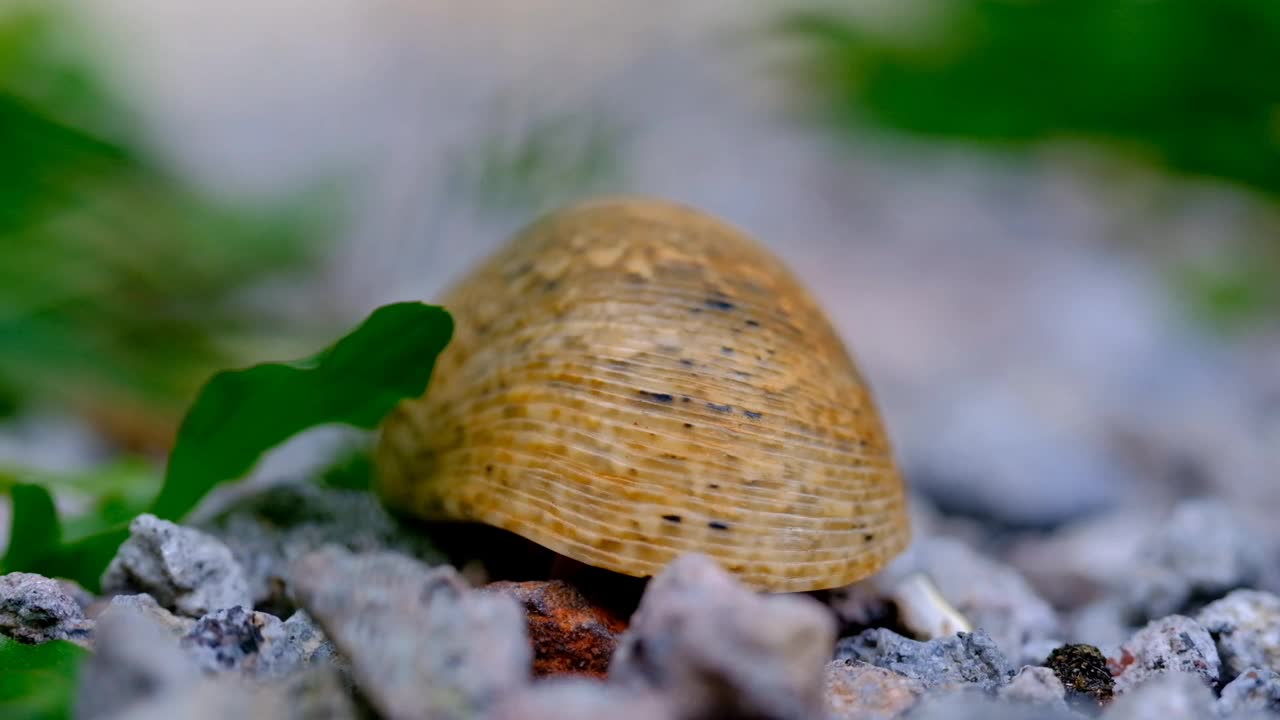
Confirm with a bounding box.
[180,606,333,677]
[1126,500,1266,621]
[483,580,625,677]
[1110,615,1221,693]
[835,628,1014,692]
[907,689,1082,720]
[1195,589,1280,682]
[288,546,529,720]
[93,668,357,720]
[823,659,925,720]
[101,593,195,637]
[75,601,202,719]
[1100,671,1217,720]
[202,481,443,609]
[609,553,835,720]
[0,572,93,644]
[1068,601,1132,656]
[998,665,1069,710]
[1217,667,1280,716]
[101,514,252,617]
[911,537,1061,664]
[486,678,674,720]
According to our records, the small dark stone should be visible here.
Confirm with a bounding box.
[637,391,674,403]
[742,410,762,420]
[662,515,682,524]
[706,402,733,413]
[708,522,730,531]
[704,298,735,311]
[1045,643,1114,711]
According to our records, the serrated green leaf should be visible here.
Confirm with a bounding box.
[2,483,60,574]
[0,636,88,720]
[148,301,453,520]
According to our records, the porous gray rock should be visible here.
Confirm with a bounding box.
[288,546,529,720]
[609,553,836,720]
[1111,615,1221,693]
[180,605,334,677]
[999,665,1069,710]
[1195,590,1280,682]
[911,537,1062,664]
[0,571,93,644]
[102,593,195,637]
[1069,601,1131,657]
[1101,671,1216,720]
[835,627,1014,693]
[1008,511,1155,610]
[486,678,674,720]
[823,660,925,720]
[906,689,1082,720]
[74,601,202,720]
[94,668,357,720]
[1217,667,1280,716]
[202,481,443,608]
[101,514,251,617]
[1126,500,1266,621]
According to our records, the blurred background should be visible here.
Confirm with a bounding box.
[1,0,1277,551]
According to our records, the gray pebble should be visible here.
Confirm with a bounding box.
[1196,590,1280,682]
[288,546,529,720]
[0,571,93,644]
[823,660,925,720]
[1112,615,1221,693]
[610,553,835,720]
[999,665,1070,710]
[1126,500,1266,621]
[1069,601,1132,657]
[486,678,674,720]
[1217,668,1280,716]
[96,668,357,720]
[101,514,252,618]
[1102,671,1217,720]
[1007,511,1156,611]
[102,593,196,637]
[907,689,1083,720]
[835,627,1014,693]
[75,601,201,720]
[201,481,443,608]
[911,537,1062,664]
[180,605,332,677]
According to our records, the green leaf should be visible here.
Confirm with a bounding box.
[2,483,61,573]
[318,446,375,491]
[0,636,88,720]
[149,301,453,520]
[32,526,130,593]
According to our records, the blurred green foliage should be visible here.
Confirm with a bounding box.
[773,0,1280,194]
[0,635,88,720]
[0,5,339,440]
[3,302,452,590]
[772,0,1280,327]
[447,97,629,216]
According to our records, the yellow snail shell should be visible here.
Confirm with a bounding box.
[375,197,910,592]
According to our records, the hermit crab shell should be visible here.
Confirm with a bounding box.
[374,197,910,592]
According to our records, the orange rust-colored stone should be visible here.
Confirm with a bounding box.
[485,580,627,678]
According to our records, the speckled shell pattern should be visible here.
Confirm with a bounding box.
[375,197,910,592]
